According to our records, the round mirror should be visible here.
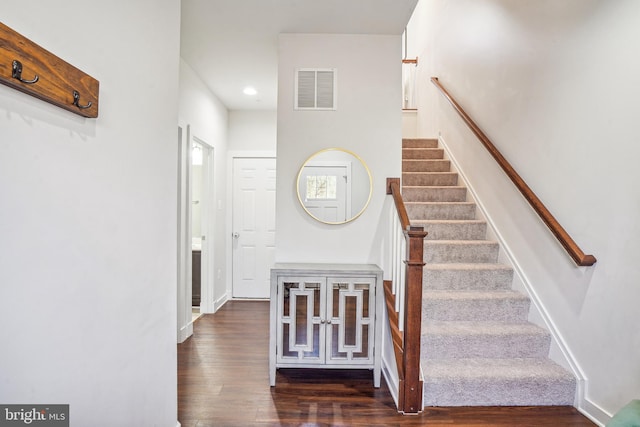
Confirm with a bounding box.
[296,148,373,225]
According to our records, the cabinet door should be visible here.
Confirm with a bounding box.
[326,277,375,364]
[276,276,325,364]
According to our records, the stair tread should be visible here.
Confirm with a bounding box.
[422,290,531,322]
[414,220,488,241]
[402,140,439,149]
[422,358,574,380]
[424,289,529,300]
[402,186,468,202]
[402,151,443,158]
[423,320,548,336]
[425,263,513,271]
[413,219,486,224]
[403,185,466,189]
[403,159,449,162]
[423,239,500,263]
[406,201,475,205]
[424,239,498,245]
[403,138,438,142]
[408,202,476,220]
[403,171,456,175]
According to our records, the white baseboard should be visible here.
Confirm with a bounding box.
[381,356,399,407]
[579,397,611,426]
[214,293,228,312]
[177,322,193,343]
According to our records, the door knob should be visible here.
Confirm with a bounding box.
[233,232,240,239]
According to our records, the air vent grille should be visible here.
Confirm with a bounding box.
[295,68,336,110]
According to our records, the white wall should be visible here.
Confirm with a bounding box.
[0,2,180,426]
[276,33,402,264]
[410,0,640,422]
[179,59,230,311]
[228,110,277,152]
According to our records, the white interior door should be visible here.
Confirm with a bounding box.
[298,163,351,223]
[232,157,276,298]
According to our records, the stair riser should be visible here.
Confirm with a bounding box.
[403,138,438,149]
[423,378,576,406]
[403,187,467,202]
[403,173,458,186]
[424,267,514,291]
[418,221,487,240]
[422,333,550,359]
[423,297,530,322]
[403,160,451,172]
[407,203,476,220]
[425,242,499,263]
[402,148,444,160]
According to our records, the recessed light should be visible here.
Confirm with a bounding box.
[243,86,257,96]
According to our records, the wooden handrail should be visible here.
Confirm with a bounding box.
[431,77,596,267]
[387,178,411,230]
[386,177,427,414]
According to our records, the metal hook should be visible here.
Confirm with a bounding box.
[72,90,92,109]
[12,60,39,84]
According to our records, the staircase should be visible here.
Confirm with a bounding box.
[402,138,576,407]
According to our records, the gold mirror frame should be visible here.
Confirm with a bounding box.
[296,147,373,225]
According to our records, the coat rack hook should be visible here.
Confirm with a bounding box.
[72,90,92,109]
[12,60,39,84]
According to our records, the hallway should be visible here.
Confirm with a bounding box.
[177,301,595,426]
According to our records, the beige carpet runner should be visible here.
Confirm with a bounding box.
[402,138,576,406]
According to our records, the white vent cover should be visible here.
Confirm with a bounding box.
[295,68,337,110]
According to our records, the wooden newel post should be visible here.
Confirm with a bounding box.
[401,225,427,414]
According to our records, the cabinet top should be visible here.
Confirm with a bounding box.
[271,263,382,275]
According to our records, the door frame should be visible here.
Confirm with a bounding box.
[226,150,277,300]
[177,121,192,343]
[177,123,217,343]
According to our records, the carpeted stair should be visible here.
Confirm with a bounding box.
[402,138,576,407]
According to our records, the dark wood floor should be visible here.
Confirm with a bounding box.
[178,300,595,427]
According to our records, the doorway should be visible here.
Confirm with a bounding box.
[177,124,215,343]
[232,157,276,299]
[190,139,213,316]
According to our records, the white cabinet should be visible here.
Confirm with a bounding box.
[269,263,382,387]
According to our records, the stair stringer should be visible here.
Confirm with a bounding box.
[435,134,586,406]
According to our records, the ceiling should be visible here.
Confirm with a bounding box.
[180,0,418,111]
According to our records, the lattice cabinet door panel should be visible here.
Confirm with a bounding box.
[326,277,375,365]
[276,276,326,364]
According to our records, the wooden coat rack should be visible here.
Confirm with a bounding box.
[0,22,99,118]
